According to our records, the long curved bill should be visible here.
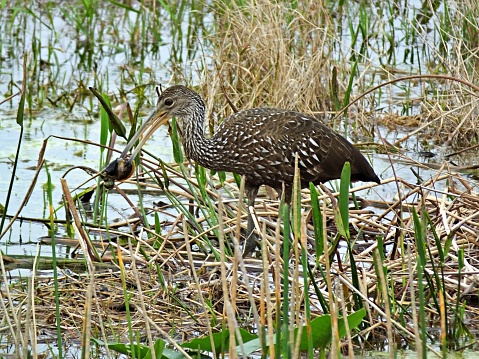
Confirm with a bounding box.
[101,108,171,185]
[120,108,170,162]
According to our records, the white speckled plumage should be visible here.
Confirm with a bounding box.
[148,85,380,256]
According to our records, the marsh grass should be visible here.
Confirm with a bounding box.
[194,0,479,156]
[3,0,479,357]
[6,155,479,357]
[206,0,333,115]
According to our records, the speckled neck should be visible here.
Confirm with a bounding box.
[177,98,223,170]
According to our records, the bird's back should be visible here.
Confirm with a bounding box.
[203,108,379,193]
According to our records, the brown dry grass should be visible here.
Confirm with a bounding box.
[195,0,479,149]
[4,159,479,356]
[5,0,479,357]
[202,0,335,119]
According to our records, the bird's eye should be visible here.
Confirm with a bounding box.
[164,98,174,107]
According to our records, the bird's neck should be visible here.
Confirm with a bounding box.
[180,111,221,170]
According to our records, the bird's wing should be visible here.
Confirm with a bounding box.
[214,108,371,184]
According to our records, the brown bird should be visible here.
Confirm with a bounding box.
[103,85,380,257]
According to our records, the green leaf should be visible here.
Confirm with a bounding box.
[237,309,366,355]
[91,337,184,359]
[292,155,302,236]
[16,87,25,127]
[154,211,161,234]
[182,328,257,353]
[159,160,169,189]
[297,308,366,350]
[170,117,184,164]
[412,208,427,265]
[233,173,242,188]
[89,87,127,139]
[332,206,347,238]
[309,183,324,256]
[143,338,165,359]
[218,170,226,185]
[99,95,110,147]
[196,164,207,189]
[237,336,272,356]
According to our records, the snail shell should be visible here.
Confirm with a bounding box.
[101,157,135,189]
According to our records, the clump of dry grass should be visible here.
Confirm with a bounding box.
[421,98,479,147]
[202,0,336,120]
[199,0,479,149]
[389,0,479,147]
[5,160,479,356]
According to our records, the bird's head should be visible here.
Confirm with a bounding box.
[101,85,203,186]
[154,85,204,118]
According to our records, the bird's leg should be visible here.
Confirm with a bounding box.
[242,185,259,257]
[243,212,257,257]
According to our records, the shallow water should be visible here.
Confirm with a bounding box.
[1,0,473,258]
[1,0,479,357]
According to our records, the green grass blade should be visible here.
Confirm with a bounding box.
[412,207,427,358]
[412,208,427,265]
[280,202,291,358]
[106,0,139,12]
[90,87,127,139]
[99,94,110,149]
[339,162,363,310]
[292,156,301,237]
[309,183,324,258]
[301,241,314,358]
[170,118,184,164]
[306,263,329,313]
[453,249,465,340]
[339,162,351,239]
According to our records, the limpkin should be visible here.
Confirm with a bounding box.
[102,85,380,257]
